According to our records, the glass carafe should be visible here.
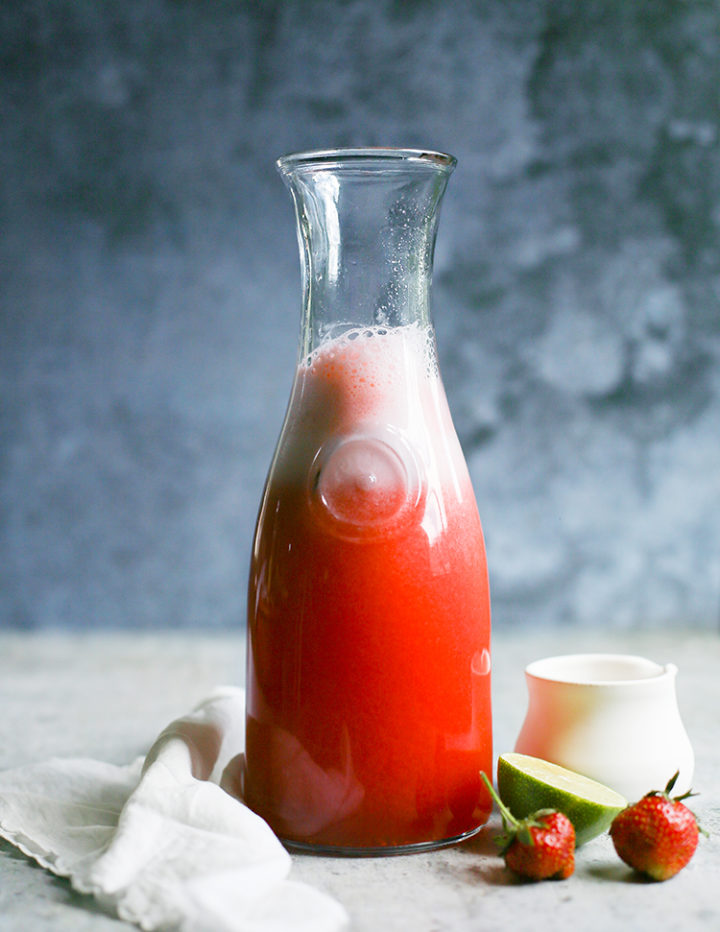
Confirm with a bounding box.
[244,148,492,854]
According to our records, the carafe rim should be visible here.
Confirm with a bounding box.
[276,147,457,177]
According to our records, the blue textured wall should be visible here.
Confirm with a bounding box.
[2,1,719,629]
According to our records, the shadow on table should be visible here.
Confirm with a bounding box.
[584,862,647,883]
[0,838,125,925]
[449,825,520,886]
[448,826,642,887]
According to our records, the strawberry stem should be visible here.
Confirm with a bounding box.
[480,770,519,832]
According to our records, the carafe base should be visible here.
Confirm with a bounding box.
[281,824,485,858]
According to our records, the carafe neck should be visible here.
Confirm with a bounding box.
[277,148,456,357]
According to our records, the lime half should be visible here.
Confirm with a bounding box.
[497,752,627,847]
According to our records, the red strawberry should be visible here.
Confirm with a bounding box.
[480,772,575,881]
[609,771,700,881]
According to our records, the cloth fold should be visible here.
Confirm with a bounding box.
[0,687,348,932]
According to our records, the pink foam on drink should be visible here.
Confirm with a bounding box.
[304,325,435,411]
[279,324,466,499]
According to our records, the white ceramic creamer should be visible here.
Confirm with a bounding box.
[514,653,695,802]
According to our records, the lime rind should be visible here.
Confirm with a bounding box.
[497,752,627,847]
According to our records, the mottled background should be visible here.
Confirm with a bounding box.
[2,0,719,631]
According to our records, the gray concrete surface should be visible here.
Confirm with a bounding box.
[1,629,718,931]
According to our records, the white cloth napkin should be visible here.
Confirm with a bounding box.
[0,687,348,932]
